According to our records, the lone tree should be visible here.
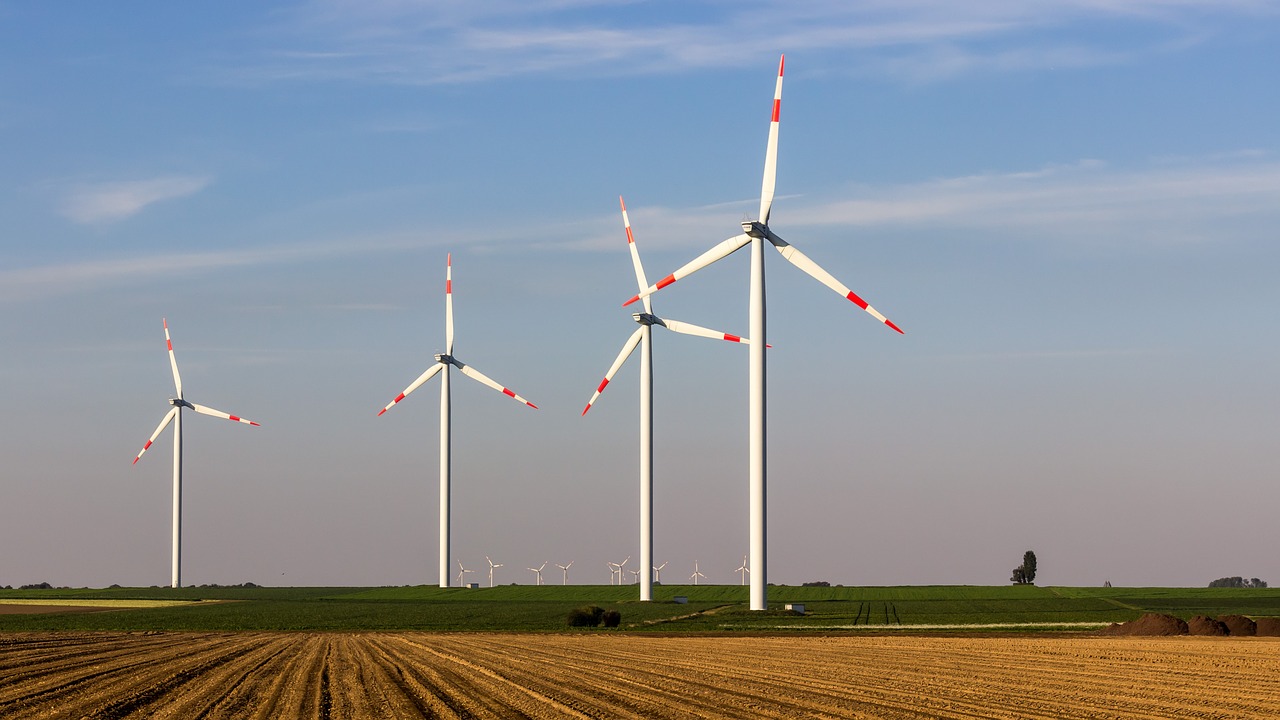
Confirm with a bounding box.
[1011,550,1037,584]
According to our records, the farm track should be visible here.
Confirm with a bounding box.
[2,632,1278,718]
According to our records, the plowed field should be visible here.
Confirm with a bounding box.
[2,632,1277,718]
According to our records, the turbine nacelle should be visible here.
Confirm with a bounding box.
[434,353,455,365]
[742,220,769,238]
[632,312,663,327]
[168,398,194,409]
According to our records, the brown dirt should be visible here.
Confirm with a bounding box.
[0,604,104,615]
[1098,612,1188,636]
[3,632,1280,719]
[1188,615,1230,636]
[1256,618,1280,636]
[1218,615,1257,636]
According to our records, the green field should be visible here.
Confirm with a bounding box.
[1,584,1277,633]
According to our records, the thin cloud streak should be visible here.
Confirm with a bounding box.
[60,176,213,224]
[223,0,1277,85]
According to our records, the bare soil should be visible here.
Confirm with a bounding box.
[2,632,1278,718]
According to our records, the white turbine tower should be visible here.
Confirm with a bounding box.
[690,560,706,586]
[486,556,503,588]
[457,561,473,587]
[133,319,260,589]
[585,197,756,603]
[556,561,573,585]
[653,561,668,584]
[736,555,750,586]
[626,56,904,610]
[378,254,538,588]
[527,562,547,586]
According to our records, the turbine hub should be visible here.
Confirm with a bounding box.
[743,220,768,238]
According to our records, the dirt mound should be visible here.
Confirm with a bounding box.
[1187,615,1229,636]
[1098,613,1188,636]
[1217,615,1256,636]
[1255,618,1280,636]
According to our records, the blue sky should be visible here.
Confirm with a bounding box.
[2,1,1278,589]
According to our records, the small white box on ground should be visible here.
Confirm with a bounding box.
[785,603,805,614]
[466,583,479,589]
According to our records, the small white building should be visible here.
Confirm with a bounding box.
[785,603,805,614]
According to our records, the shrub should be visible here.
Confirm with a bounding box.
[601,610,622,628]
[567,605,605,627]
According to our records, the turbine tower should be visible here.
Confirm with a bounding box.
[379,254,538,588]
[626,56,903,610]
[133,319,260,589]
[556,561,573,585]
[486,556,503,588]
[584,197,755,602]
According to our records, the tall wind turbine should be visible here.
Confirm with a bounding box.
[556,561,573,585]
[736,555,750,586]
[585,197,756,603]
[457,561,473,587]
[625,56,904,610]
[690,560,706,586]
[486,556,503,588]
[133,319,259,589]
[379,254,538,588]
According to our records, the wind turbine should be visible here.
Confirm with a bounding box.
[736,555,750,586]
[457,561,473,587]
[132,319,260,589]
[556,561,573,585]
[486,556,503,588]
[653,561,668,584]
[606,561,620,586]
[690,560,706,586]
[378,254,538,588]
[527,562,547,586]
[625,56,904,610]
[585,197,756,603]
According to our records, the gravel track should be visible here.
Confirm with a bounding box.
[2,632,1277,718]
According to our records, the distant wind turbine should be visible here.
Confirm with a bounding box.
[736,555,750,586]
[584,196,756,602]
[457,561,474,587]
[556,561,573,585]
[378,254,538,588]
[653,561,668,584]
[625,56,904,610]
[486,556,503,588]
[527,562,547,586]
[132,319,259,589]
[690,560,706,586]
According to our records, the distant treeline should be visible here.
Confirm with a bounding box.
[1208,577,1268,588]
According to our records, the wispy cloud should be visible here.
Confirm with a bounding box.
[221,0,1277,85]
[60,176,213,224]
[551,154,1280,252]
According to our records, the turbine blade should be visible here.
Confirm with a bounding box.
[445,253,454,355]
[378,362,444,416]
[620,196,652,314]
[760,54,784,225]
[658,317,754,345]
[768,232,904,334]
[581,327,643,415]
[190,403,261,426]
[624,233,750,306]
[163,319,182,398]
[454,360,538,408]
[133,407,178,464]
